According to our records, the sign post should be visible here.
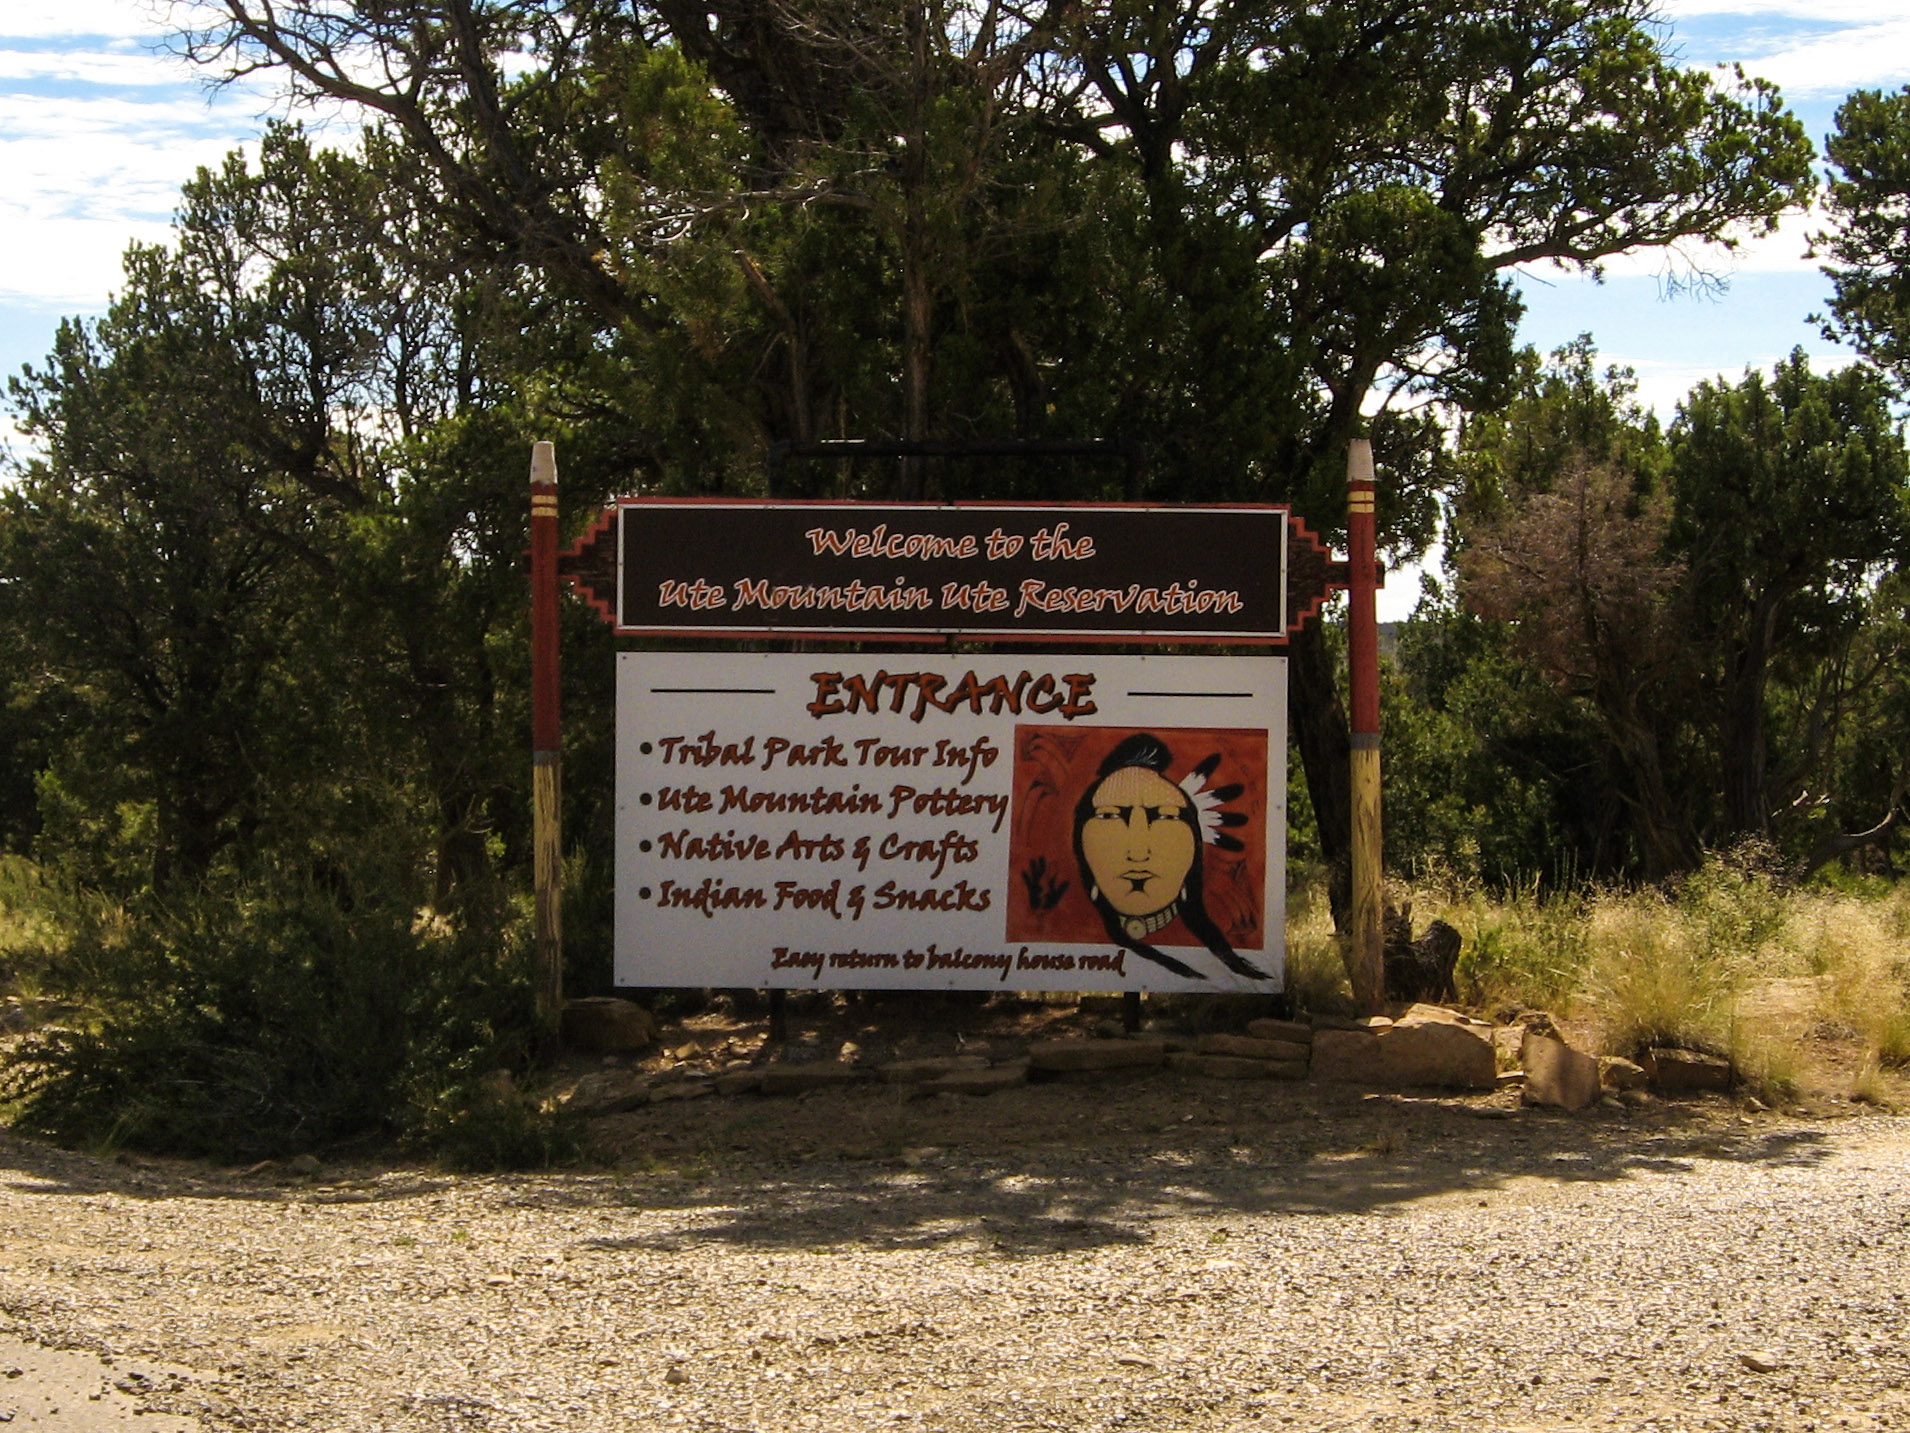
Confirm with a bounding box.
[1345,439,1384,1014]
[529,442,564,1039]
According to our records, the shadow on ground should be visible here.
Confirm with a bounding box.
[1,1071,1871,1259]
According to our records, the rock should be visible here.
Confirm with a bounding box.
[1521,1030,1602,1112]
[1641,1046,1734,1094]
[713,1070,763,1096]
[1517,1011,1562,1041]
[1359,1016,1396,1031]
[664,1365,690,1385]
[760,1061,865,1096]
[1026,1037,1166,1073]
[1307,1013,1369,1031]
[1308,1028,1382,1081]
[1196,1033,1311,1063]
[1167,1053,1307,1081]
[878,1055,991,1084]
[1245,1018,1314,1045]
[1618,1087,1656,1108]
[560,997,658,1054]
[649,1079,712,1103]
[1737,1351,1782,1374]
[288,1153,321,1177]
[1373,1020,1497,1090]
[1393,1003,1469,1027]
[1496,1070,1525,1088]
[558,1069,654,1115]
[1599,1055,1649,1091]
[921,1062,1028,1095]
[1491,1025,1526,1061]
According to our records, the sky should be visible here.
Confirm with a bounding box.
[2,0,1908,616]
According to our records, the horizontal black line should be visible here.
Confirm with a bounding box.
[648,687,778,694]
[1127,691,1256,698]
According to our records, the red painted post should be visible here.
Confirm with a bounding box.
[1346,438,1384,1013]
[530,442,563,1041]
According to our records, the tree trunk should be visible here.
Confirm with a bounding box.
[897,0,931,499]
[1721,588,1783,838]
[1287,619,1353,929]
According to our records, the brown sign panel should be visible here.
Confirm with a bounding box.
[562,500,1335,645]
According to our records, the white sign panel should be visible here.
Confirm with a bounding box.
[616,653,1286,992]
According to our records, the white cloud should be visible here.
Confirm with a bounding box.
[0,0,172,41]
[1600,351,1857,418]
[1658,1,1908,20]
[1728,20,1910,96]
[0,209,170,306]
[0,46,195,86]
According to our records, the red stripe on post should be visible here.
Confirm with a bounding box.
[1346,439,1380,738]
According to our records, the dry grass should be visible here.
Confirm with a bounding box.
[1322,855,1910,1102]
[1281,879,1355,1014]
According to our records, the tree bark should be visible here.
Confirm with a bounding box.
[1721,587,1784,838]
[1287,619,1353,929]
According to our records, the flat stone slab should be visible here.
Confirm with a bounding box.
[1168,1052,1307,1080]
[878,1055,991,1084]
[1642,1046,1733,1093]
[1197,1032,1311,1063]
[760,1062,866,1096]
[1375,1020,1496,1090]
[1599,1055,1649,1091]
[1310,1023,1494,1090]
[1308,1028,1382,1080]
[649,1079,713,1104]
[560,996,658,1054]
[556,1069,653,1115]
[921,1061,1029,1095]
[1245,1018,1314,1045]
[1027,1037,1166,1072]
[713,1070,763,1096]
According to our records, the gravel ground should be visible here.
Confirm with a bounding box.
[2,1080,1907,1433]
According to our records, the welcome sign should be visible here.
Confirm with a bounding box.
[561,500,1332,643]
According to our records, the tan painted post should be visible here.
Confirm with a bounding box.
[1346,438,1385,1013]
[530,441,564,1041]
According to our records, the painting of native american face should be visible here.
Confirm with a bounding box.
[1006,726,1272,983]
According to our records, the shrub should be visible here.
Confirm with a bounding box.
[1,864,546,1161]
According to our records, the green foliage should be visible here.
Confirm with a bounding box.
[0,861,540,1160]
[1456,891,1593,1014]
[1669,351,1910,842]
[408,1073,585,1174]
[1821,85,1910,391]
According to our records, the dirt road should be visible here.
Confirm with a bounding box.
[2,1079,1906,1431]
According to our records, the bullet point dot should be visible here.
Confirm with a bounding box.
[639,887,652,900]
[640,792,652,805]
[640,839,652,852]
[640,741,653,754]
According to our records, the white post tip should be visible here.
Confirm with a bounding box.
[1347,437,1374,485]
[531,441,557,489]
